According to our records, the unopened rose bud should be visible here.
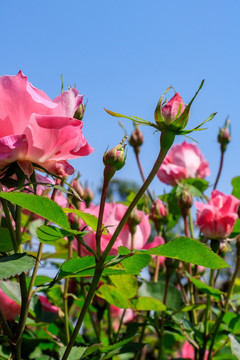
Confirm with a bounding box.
[82,184,94,207]
[149,199,168,232]
[103,137,127,181]
[218,118,231,152]
[129,126,144,154]
[127,207,142,236]
[74,102,86,121]
[154,91,189,132]
[178,189,193,217]
[71,178,84,198]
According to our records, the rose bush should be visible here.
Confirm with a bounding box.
[157,141,210,186]
[195,190,240,239]
[74,202,151,255]
[0,71,93,176]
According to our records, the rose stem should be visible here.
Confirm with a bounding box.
[135,151,154,203]
[213,151,224,190]
[61,131,175,360]
[207,240,240,359]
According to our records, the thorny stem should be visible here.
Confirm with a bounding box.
[61,131,175,360]
[14,184,59,350]
[95,176,111,258]
[207,246,240,359]
[213,151,224,190]
[63,239,73,344]
[135,151,154,203]
[183,214,197,326]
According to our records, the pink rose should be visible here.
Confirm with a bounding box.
[181,342,208,360]
[0,71,93,177]
[110,304,134,330]
[161,92,185,125]
[73,202,151,255]
[38,295,58,314]
[157,141,210,186]
[0,288,21,321]
[195,190,240,240]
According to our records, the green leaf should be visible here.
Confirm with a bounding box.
[139,237,230,269]
[0,281,21,304]
[186,274,224,300]
[25,276,52,288]
[182,178,209,193]
[36,225,84,243]
[132,296,166,311]
[232,177,240,199]
[0,227,14,252]
[138,281,183,310]
[110,275,138,298]
[96,284,133,309]
[229,334,240,359]
[0,253,35,280]
[0,192,69,228]
[58,256,96,279]
[63,208,107,233]
[121,253,151,274]
[101,335,136,352]
[231,219,240,238]
[59,347,86,360]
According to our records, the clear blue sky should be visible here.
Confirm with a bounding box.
[0,1,239,198]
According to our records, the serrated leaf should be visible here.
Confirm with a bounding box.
[232,177,240,200]
[59,346,86,360]
[96,284,133,309]
[0,227,14,252]
[0,253,35,279]
[182,178,209,193]
[186,273,224,299]
[0,192,69,228]
[63,208,107,233]
[132,296,166,311]
[58,256,96,279]
[230,218,240,238]
[121,253,151,274]
[139,237,229,269]
[229,334,240,359]
[36,225,84,243]
[101,335,136,352]
[138,281,183,310]
[110,275,138,298]
[0,280,21,304]
[25,276,52,288]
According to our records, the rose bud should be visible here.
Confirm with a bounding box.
[127,206,142,236]
[129,126,144,155]
[154,90,189,132]
[218,118,231,152]
[149,199,168,232]
[82,184,94,207]
[74,102,86,121]
[178,188,193,217]
[103,137,127,181]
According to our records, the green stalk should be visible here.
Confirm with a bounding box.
[61,131,175,360]
[207,247,240,359]
[15,185,59,347]
[95,176,111,258]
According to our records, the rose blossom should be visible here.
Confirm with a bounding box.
[73,202,151,255]
[181,342,208,360]
[0,71,93,176]
[38,295,58,314]
[157,141,210,186]
[0,288,21,321]
[195,190,240,240]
